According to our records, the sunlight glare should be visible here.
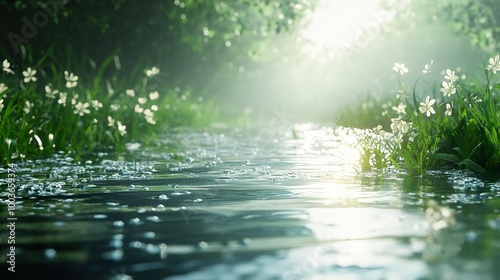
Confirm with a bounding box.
[301,0,387,59]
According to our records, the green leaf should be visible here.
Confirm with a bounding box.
[435,153,460,163]
[459,158,486,174]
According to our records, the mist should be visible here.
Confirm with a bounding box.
[216,0,489,123]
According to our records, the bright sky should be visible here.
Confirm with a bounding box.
[301,0,385,57]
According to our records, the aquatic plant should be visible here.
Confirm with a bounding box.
[0,54,219,163]
[342,55,500,174]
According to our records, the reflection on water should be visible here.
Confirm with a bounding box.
[0,124,499,279]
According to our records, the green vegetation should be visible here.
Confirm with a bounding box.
[0,51,220,162]
[0,0,312,163]
[339,56,500,175]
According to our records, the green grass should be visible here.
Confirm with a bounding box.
[339,56,500,175]
[0,51,221,164]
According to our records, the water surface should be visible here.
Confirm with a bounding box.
[1,124,499,279]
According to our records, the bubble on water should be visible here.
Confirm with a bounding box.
[108,273,133,280]
[43,248,57,260]
[94,214,107,219]
[106,202,120,207]
[137,208,147,213]
[53,221,65,227]
[129,241,145,249]
[171,191,190,196]
[113,220,124,227]
[65,213,74,218]
[113,234,124,240]
[103,249,123,261]
[160,243,168,259]
[129,218,142,225]
[156,204,165,209]
[110,239,123,249]
[145,243,160,254]
[193,198,203,203]
[146,216,160,222]
[158,194,169,200]
[239,238,251,247]
[196,241,208,250]
[143,231,156,239]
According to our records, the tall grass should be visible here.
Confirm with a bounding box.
[340,56,500,175]
[0,49,220,164]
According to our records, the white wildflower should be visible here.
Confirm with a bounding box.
[419,96,436,117]
[22,67,37,83]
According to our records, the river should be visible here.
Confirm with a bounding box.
[1,124,499,279]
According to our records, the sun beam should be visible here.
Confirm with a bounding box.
[301,0,390,60]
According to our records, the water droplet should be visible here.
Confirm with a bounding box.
[113,220,124,227]
[146,216,160,222]
[94,214,107,219]
[129,218,142,225]
[158,194,169,200]
[143,231,156,239]
[129,241,145,249]
[239,238,250,246]
[145,244,160,254]
[196,241,208,250]
[44,248,57,259]
[102,249,123,261]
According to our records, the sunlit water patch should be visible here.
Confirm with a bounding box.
[1,124,499,279]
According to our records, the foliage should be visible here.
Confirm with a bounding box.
[340,56,500,175]
[385,0,500,53]
[0,52,219,164]
[0,0,313,95]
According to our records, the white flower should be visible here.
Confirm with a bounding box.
[445,103,452,116]
[138,97,147,105]
[24,100,33,114]
[117,121,127,136]
[444,69,458,82]
[0,83,7,94]
[390,116,411,134]
[134,104,144,113]
[64,71,78,88]
[45,85,59,99]
[440,81,456,97]
[3,59,14,74]
[146,66,160,77]
[58,92,67,106]
[151,105,158,111]
[91,100,103,110]
[392,63,408,75]
[22,67,37,83]
[392,103,406,115]
[107,116,115,127]
[126,89,135,97]
[0,99,4,112]
[110,104,120,111]
[144,108,154,117]
[422,60,433,74]
[149,91,159,100]
[397,83,410,99]
[71,94,79,105]
[73,102,90,116]
[419,96,436,117]
[144,109,156,125]
[486,54,500,74]
[372,125,385,137]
